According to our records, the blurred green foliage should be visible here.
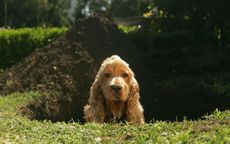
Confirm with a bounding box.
[118,25,140,34]
[75,0,153,19]
[0,27,67,69]
[139,0,230,50]
[108,0,151,17]
[0,0,70,27]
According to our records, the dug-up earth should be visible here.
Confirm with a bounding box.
[0,17,140,122]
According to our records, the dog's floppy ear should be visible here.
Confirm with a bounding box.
[89,77,102,102]
[85,77,106,123]
[126,77,145,124]
[128,78,140,98]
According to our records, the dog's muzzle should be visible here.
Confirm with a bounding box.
[109,77,124,93]
[110,84,122,92]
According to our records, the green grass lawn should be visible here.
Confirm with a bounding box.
[0,92,229,143]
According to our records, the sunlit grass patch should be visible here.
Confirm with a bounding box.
[118,25,140,34]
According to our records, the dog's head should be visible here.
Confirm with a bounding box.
[96,55,137,102]
[87,55,144,123]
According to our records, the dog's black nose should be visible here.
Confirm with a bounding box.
[110,85,122,91]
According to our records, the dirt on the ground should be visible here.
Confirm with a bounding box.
[0,17,140,122]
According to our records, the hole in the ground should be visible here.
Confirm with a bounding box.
[19,78,230,123]
[19,92,87,123]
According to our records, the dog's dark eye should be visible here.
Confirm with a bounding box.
[122,72,128,78]
[104,72,111,78]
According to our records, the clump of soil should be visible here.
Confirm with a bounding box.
[0,17,139,122]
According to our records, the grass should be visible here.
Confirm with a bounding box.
[0,92,229,143]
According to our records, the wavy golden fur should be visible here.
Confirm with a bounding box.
[84,55,144,124]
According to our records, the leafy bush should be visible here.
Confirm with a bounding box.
[145,0,230,50]
[0,0,70,27]
[0,27,67,68]
[118,25,140,34]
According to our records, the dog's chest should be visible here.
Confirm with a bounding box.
[106,101,126,122]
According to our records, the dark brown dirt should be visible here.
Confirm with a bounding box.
[0,17,140,122]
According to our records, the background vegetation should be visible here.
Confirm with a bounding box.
[0,0,70,27]
[0,27,67,69]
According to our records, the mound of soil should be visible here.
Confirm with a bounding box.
[0,17,139,122]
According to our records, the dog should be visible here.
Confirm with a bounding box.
[84,55,144,124]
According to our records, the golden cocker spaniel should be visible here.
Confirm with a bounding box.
[84,55,144,124]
